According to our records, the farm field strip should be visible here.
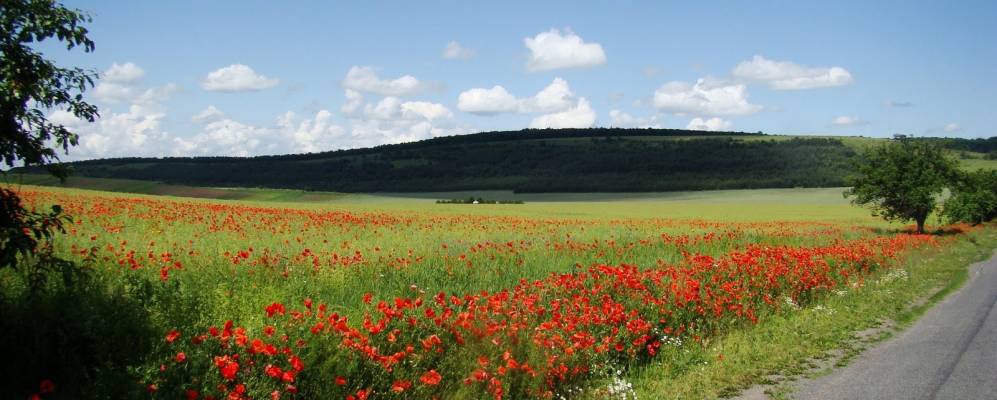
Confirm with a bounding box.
[6,186,962,399]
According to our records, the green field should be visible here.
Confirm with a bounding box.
[6,178,990,399]
[10,173,880,223]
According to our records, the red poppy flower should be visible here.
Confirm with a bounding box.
[165,329,181,343]
[420,369,442,386]
[391,380,412,393]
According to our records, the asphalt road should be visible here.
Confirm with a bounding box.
[793,251,997,400]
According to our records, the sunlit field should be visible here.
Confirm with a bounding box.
[1,184,974,399]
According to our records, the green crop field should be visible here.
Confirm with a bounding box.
[10,173,878,222]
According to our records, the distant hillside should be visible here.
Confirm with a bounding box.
[14,128,867,192]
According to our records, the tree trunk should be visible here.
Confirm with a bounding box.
[915,215,927,234]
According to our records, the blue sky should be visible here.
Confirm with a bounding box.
[39,0,997,159]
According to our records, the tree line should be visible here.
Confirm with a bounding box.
[21,136,858,193]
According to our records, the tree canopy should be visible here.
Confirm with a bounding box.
[1,0,97,273]
[845,138,957,233]
[943,169,997,225]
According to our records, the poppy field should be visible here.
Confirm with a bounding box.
[2,186,974,399]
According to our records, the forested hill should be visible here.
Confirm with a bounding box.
[20,128,866,192]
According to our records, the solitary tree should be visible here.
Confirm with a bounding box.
[1,0,98,274]
[844,138,957,234]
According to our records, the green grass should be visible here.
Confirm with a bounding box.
[10,173,883,223]
[956,156,997,171]
[622,224,997,399]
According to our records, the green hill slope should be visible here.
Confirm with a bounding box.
[18,129,858,192]
[11,128,995,193]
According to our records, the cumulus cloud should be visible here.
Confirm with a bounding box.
[458,78,580,114]
[944,123,960,132]
[55,102,173,159]
[342,66,427,97]
[732,55,853,90]
[191,106,225,124]
[608,110,661,128]
[57,62,185,159]
[529,98,596,129]
[176,110,352,157]
[102,62,144,83]
[201,64,279,92]
[401,101,453,121]
[457,86,519,114]
[340,90,471,146]
[524,28,607,72]
[92,62,178,105]
[442,41,475,60]
[686,117,732,131]
[653,78,761,117]
[831,116,868,127]
[93,81,140,103]
[519,77,576,113]
[457,78,595,128]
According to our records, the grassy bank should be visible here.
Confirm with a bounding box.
[625,224,997,399]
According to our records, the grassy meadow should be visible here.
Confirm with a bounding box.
[2,181,994,399]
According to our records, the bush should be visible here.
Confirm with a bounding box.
[944,170,997,225]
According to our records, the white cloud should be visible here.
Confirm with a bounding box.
[279,110,348,153]
[102,62,144,83]
[457,86,519,114]
[51,63,187,159]
[401,101,453,121]
[134,84,178,104]
[191,106,225,124]
[732,55,853,90]
[529,98,596,129]
[340,90,471,147]
[457,78,596,128]
[340,89,365,115]
[686,117,732,131]
[56,61,476,159]
[524,28,607,72]
[458,77,582,115]
[519,77,576,113]
[608,110,661,128]
[653,78,761,116]
[342,66,426,97]
[92,62,178,105]
[442,41,475,60]
[831,116,868,127]
[175,119,271,157]
[65,103,173,159]
[175,110,351,157]
[93,81,139,103]
[201,64,279,92]
[944,123,960,132]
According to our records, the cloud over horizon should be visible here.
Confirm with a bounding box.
[732,55,853,90]
[201,64,280,92]
[457,78,596,128]
[524,29,607,72]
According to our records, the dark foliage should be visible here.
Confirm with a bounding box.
[845,138,958,233]
[1,0,98,274]
[944,169,997,225]
[19,132,860,193]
